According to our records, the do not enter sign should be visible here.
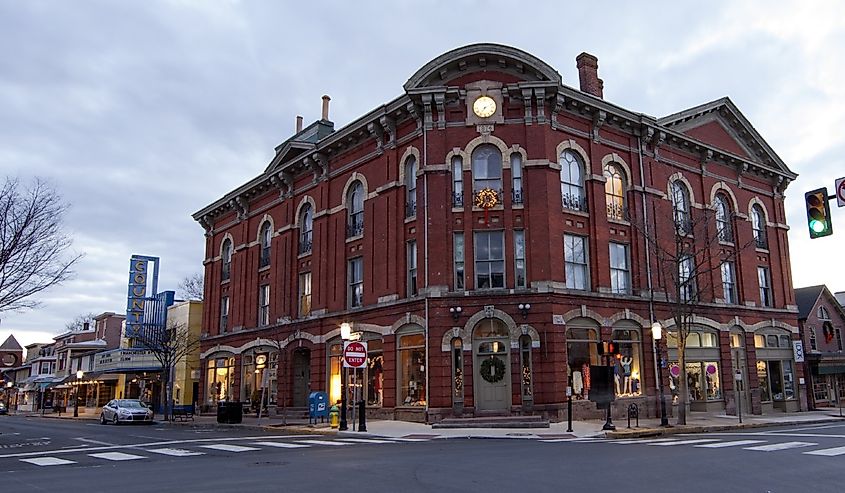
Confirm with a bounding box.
[343,341,368,368]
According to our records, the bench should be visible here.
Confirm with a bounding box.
[172,405,195,421]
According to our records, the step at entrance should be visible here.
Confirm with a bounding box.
[432,415,550,429]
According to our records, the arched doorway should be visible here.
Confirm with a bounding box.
[473,319,511,412]
[292,348,311,407]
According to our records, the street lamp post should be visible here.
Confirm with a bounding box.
[5,381,12,414]
[651,322,669,427]
[339,322,351,431]
[73,370,84,418]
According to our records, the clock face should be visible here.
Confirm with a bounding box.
[473,96,496,118]
[255,354,267,366]
[1,354,15,366]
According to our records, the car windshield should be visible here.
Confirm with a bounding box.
[117,400,147,409]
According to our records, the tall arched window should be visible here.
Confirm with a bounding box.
[603,163,625,220]
[347,181,364,238]
[221,239,232,281]
[451,156,464,207]
[405,156,417,218]
[299,204,313,255]
[714,194,732,242]
[671,180,691,235]
[511,153,523,205]
[472,144,502,193]
[560,150,586,212]
[259,222,272,268]
[752,205,767,249]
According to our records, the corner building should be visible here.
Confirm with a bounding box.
[193,44,803,422]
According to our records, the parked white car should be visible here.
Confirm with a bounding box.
[100,399,153,425]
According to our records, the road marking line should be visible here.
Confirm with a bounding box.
[648,439,721,446]
[336,438,397,444]
[616,438,679,444]
[695,440,766,448]
[804,446,845,457]
[89,452,146,461]
[744,441,817,452]
[252,442,310,449]
[296,440,350,446]
[74,437,114,446]
[146,448,205,457]
[199,444,260,452]
[20,457,76,466]
[391,438,431,442]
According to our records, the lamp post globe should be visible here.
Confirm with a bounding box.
[339,323,350,431]
[651,322,669,427]
[73,371,84,418]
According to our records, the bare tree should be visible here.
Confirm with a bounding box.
[636,195,755,425]
[0,178,82,313]
[132,321,200,421]
[65,312,97,332]
[177,273,204,301]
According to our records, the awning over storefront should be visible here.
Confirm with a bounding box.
[817,365,845,375]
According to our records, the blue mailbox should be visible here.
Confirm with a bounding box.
[308,391,329,423]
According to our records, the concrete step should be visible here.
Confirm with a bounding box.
[433,415,550,429]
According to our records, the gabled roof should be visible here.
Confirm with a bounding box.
[795,284,845,321]
[265,120,334,173]
[0,335,22,351]
[659,97,797,179]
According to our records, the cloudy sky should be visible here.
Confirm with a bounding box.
[2,0,844,348]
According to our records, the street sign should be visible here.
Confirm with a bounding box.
[836,177,845,208]
[343,341,368,368]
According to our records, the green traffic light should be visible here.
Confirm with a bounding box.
[810,219,826,233]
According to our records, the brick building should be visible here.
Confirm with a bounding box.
[796,285,845,409]
[192,43,803,422]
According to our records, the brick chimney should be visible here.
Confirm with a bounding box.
[321,95,331,121]
[576,52,603,98]
[296,115,303,133]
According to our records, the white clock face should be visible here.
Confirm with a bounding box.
[473,96,496,118]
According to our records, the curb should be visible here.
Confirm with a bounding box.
[605,416,845,439]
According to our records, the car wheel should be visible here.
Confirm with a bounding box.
[112,414,119,425]
[100,413,106,425]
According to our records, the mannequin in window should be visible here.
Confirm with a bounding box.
[621,356,633,394]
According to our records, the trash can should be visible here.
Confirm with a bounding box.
[216,401,243,424]
[216,402,229,423]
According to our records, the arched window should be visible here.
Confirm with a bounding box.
[472,144,503,193]
[752,205,767,249]
[566,323,599,400]
[259,222,272,268]
[519,335,533,399]
[451,338,464,405]
[511,153,524,205]
[714,194,732,242]
[299,204,313,255]
[405,156,417,218]
[818,306,830,320]
[560,150,586,212]
[346,181,364,238]
[221,239,232,281]
[452,156,464,207]
[611,328,642,397]
[603,163,625,220]
[671,180,691,235]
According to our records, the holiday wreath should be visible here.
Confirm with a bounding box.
[480,356,506,383]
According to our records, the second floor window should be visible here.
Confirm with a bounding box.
[758,266,772,307]
[604,163,625,220]
[560,150,586,212]
[564,234,588,290]
[511,154,523,205]
[405,156,417,218]
[671,180,691,235]
[348,257,363,308]
[347,181,364,238]
[474,231,505,289]
[258,285,270,327]
[407,241,418,296]
[809,327,817,351]
[720,261,737,304]
[679,255,696,302]
[752,205,767,249]
[259,222,272,268]
[472,144,502,193]
[299,272,311,317]
[454,233,465,290]
[299,204,313,255]
[221,239,233,281]
[514,230,526,288]
[609,242,630,294]
[715,194,732,242]
[452,156,464,207]
[220,296,229,332]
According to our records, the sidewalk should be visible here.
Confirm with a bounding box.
[13,409,845,440]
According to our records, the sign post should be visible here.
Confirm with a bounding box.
[343,341,368,432]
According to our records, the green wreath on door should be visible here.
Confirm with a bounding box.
[480,356,506,383]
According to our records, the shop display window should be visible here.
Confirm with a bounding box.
[398,332,426,406]
[242,350,277,407]
[329,343,342,404]
[757,361,771,402]
[366,339,384,407]
[567,327,598,400]
[206,356,235,405]
[669,361,722,402]
[611,329,642,397]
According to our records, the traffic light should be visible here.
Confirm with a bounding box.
[805,188,833,239]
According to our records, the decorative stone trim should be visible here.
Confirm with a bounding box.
[556,139,592,176]
[708,181,740,212]
[462,307,518,342]
[398,146,421,184]
[464,134,509,158]
[390,313,427,334]
[747,197,772,226]
[600,153,632,186]
[667,172,697,207]
[294,196,317,228]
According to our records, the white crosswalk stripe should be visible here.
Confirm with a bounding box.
[20,457,76,466]
[251,441,310,449]
[648,439,720,446]
[89,452,146,461]
[803,446,845,457]
[625,438,679,444]
[744,441,817,452]
[336,438,397,444]
[695,440,766,448]
[297,440,350,446]
[146,448,206,457]
[199,444,260,452]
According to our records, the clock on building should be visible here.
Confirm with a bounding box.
[472,96,497,118]
[1,354,15,366]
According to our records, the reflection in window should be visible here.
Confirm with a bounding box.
[398,333,426,406]
[609,242,630,294]
[560,150,587,212]
[452,156,464,207]
[347,181,364,238]
[567,328,598,400]
[221,239,232,281]
[474,231,505,289]
[405,156,417,218]
[299,204,313,255]
[454,233,465,290]
[604,163,625,220]
[715,194,733,242]
[671,180,691,235]
[472,144,503,192]
[564,234,588,290]
[259,222,272,268]
[752,205,767,249]
[206,357,235,405]
[348,257,363,308]
[514,230,526,289]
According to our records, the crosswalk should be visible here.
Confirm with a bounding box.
[539,435,845,457]
[11,437,426,468]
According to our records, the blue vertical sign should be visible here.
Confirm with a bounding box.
[126,255,160,339]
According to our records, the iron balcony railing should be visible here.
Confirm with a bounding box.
[562,192,588,212]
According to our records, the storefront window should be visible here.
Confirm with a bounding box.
[768,360,784,400]
[686,362,702,401]
[567,327,598,400]
[704,362,721,400]
[366,339,383,406]
[757,361,771,402]
[398,332,426,406]
[329,343,342,404]
[206,356,235,405]
[783,361,795,400]
[669,361,721,402]
[612,329,642,397]
[242,350,278,407]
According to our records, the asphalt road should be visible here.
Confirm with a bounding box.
[2,416,844,492]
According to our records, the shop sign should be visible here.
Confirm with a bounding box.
[343,341,368,368]
[125,255,160,338]
[793,340,805,363]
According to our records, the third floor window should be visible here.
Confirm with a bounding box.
[347,181,364,238]
[405,156,417,218]
[221,239,232,281]
[671,180,692,235]
[472,144,502,193]
[560,150,587,212]
[299,204,313,255]
[603,162,625,221]
[715,194,733,242]
[474,231,505,289]
[259,222,272,268]
[752,205,767,249]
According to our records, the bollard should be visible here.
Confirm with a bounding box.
[358,400,367,432]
